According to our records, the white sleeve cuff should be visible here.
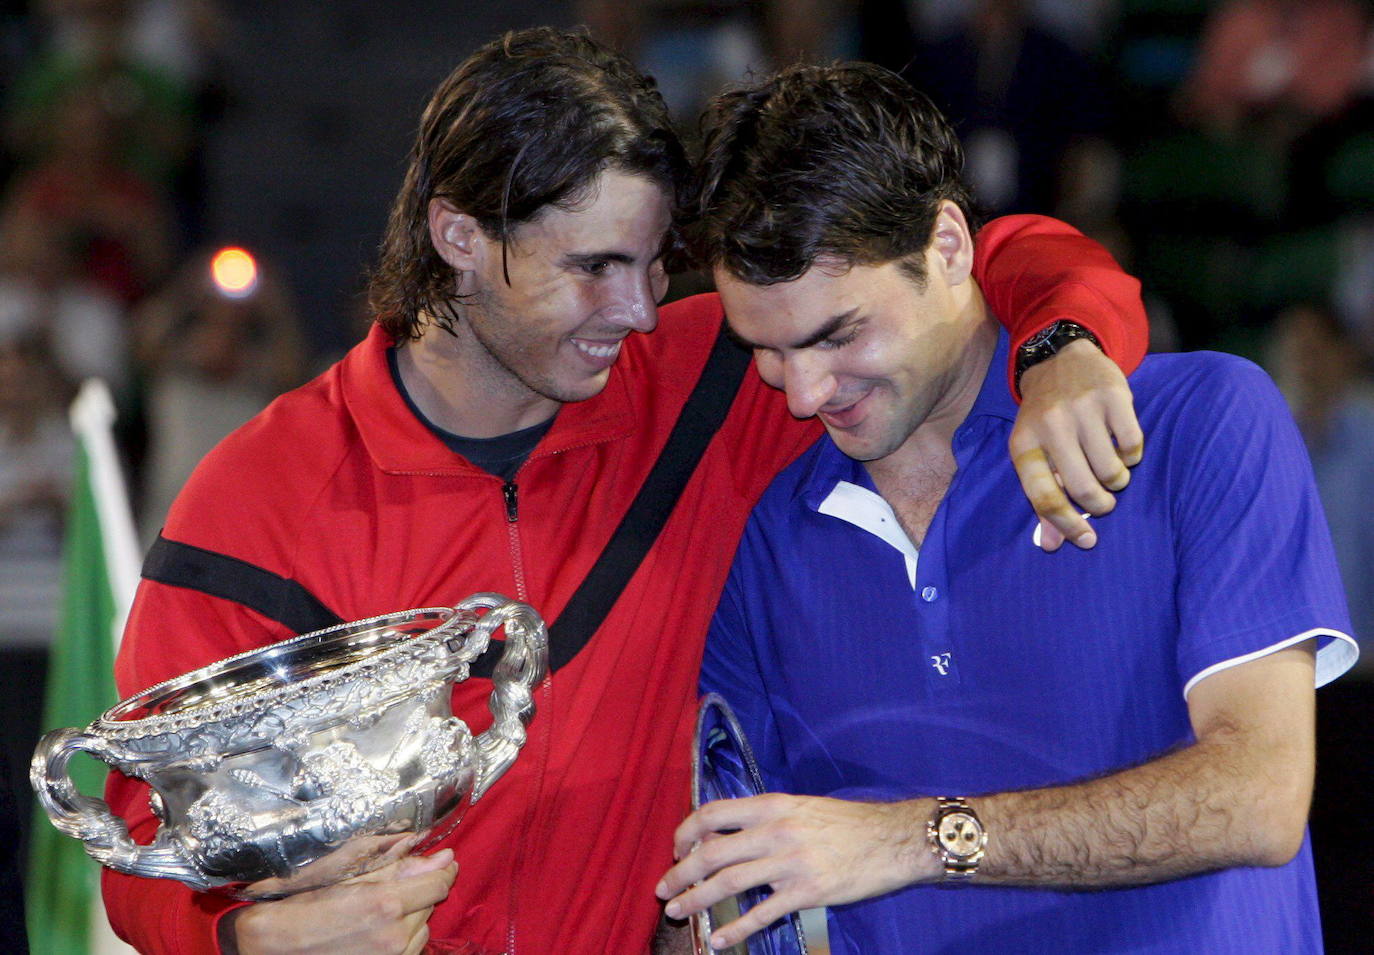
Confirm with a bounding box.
[1182,627,1360,699]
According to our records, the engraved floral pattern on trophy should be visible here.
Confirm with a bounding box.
[186,790,256,863]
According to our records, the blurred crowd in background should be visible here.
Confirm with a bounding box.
[0,0,1371,944]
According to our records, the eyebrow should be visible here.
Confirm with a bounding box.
[561,251,637,267]
[730,307,859,351]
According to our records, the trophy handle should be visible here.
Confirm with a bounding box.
[30,727,212,889]
[451,595,549,802]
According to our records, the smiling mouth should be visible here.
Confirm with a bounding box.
[818,390,872,429]
[572,339,623,360]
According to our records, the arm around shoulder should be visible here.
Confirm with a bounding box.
[973,214,1147,372]
[972,215,1149,548]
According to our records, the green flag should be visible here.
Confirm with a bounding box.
[26,382,138,955]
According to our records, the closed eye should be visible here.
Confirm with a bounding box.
[816,328,858,350]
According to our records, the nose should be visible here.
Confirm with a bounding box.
[780,352,837,419]
[601,269,660,334]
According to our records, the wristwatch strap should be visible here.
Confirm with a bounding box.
[1014,320,1102,396]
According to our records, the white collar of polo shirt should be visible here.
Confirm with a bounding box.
[816,480,919,590]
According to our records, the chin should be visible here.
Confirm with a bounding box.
[548,371,613,405]
[829,427,903,464]
[826,433,874,462]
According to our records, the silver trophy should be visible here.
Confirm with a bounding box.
[31,592,547,899]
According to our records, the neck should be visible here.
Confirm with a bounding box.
[395,314,559,438]
[862,296,997,549]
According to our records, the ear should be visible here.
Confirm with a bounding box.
[928,200,974,286]
[427,198,487,273]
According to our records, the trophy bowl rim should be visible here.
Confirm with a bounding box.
[94,606,472,743]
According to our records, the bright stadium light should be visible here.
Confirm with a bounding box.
[210,247,260,299]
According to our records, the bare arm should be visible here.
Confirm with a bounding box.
[659,643,1316,949]
[979,642,1314,885]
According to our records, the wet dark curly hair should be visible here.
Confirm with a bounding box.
[368,27,688,340]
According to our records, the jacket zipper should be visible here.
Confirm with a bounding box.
[502,480,528,604]
[502,478,524,955]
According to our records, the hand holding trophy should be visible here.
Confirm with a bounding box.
[689,695,809,955]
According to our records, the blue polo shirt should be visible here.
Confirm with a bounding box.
[701,332,1357,954]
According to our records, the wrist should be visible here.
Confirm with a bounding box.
[1015,320,1102,396]
[926,796,987,885]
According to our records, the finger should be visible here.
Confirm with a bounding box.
[1036,518,1065,552]
[666,857,780,920]
[664,806,795,903]
[402,862,459,911]
[672,816,711,862]
[1105,394,1145,468]
[357,860,456,922]
[371,848,456,884]
[1076,417,1131,493]
[708,891,802,951]
[396,848,456,879]
[1039,429,1117,519]
[348,847,451,886]
[673,796,773,860]
[661,831,761,901]
[398,909,434,955]
[1012,447,1090,549]
[379,832,424,865]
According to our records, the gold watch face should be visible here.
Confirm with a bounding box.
[937,811,984,860]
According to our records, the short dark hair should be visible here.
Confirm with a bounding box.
[369,27,688,340]
[692,61,979,286]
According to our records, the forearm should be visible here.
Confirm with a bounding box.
[971,724,1313,888]
[660,731,1313,949]
[662,650,1319,947]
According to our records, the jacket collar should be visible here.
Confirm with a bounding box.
[342,324,637,474]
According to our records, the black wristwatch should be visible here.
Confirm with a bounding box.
[1014,320,1102,396]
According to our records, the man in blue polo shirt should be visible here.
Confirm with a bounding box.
[657,63,1359,953]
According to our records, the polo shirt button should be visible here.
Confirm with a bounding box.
[921,586,938,602]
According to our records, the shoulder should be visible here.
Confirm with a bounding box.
[743,436,832,531]
[1131,350,1290,439]
[161,362,353,560]
[1127,352,1315,511]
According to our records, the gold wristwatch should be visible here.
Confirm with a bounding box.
[927,797,986,884]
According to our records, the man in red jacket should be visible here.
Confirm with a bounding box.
[102,27,1148,955]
